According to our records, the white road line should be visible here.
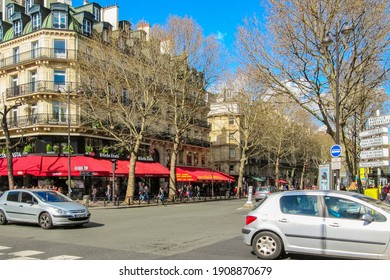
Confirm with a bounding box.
[9,250,44,257]
[47,255,83,260]
[0,246,12,250]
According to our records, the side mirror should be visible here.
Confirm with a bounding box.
[362,213,374,223]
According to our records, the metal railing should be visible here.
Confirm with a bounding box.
[6,81,79,99]
[7,113,80,129]
[0,48,76,69]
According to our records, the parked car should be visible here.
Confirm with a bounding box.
[254,186,278,202]
[0,189,91,229]
[242,190,390,259]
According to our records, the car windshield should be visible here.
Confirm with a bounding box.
[257,187,270,192]
[34,191,72,203]
[356,195,390,214]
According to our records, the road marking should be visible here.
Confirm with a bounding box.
[47,255,82,260]
[0,246,12,250]
[9,250,44,257]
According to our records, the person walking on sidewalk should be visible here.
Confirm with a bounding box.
[159,186,165,205]
[92,186,97,203]
[106,184,112,203]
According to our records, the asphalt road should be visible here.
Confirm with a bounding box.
[0,199,256,260]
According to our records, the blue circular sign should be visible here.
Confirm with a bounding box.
[330,144,342,157]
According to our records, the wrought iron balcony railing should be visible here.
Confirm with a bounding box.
[6,81,79,99]
[7,113,80,129]
[0,48,76,69]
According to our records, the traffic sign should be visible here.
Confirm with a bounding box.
[330,144,342,157]
[80,171,93,176]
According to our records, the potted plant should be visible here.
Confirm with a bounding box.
[23,144,32,154]
[102,146,109,154]
[85,145,94,155]
[46,144,54,154]
[63,145,74,154]
[53,144,59,153]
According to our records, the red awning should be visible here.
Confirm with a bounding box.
[176,166,232,182]
[0,156,42,176]
[112,160,170,177]
[278,179,288,184]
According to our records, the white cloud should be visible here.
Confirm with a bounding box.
[215,31,227,41]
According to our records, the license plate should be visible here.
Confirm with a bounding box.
[75,214,85,218]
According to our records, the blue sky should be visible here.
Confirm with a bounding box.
[73,0,264,53]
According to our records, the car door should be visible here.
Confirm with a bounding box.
[324,195,389,257]
[18,191,40,223]
[276,194,326,253]
[2,191,21,221]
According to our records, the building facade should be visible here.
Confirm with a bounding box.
[0,0,211,195]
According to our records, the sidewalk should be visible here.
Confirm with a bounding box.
[77,196,243,210]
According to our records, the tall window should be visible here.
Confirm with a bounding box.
[32,13,41,30]
[7,6,14,21]
[229,147,236,158]
[93,6,100,21]
[14,20,22,37]
[54,39,66,58]
[11,75,18,96]
[52,102,67,123]
[26,0,34,13]
[0,26,3,41]
[83,19,92,36]
[228,117,235,125]
[13,47,19,64]
[30,70,37,93]
[54,70,66,90]
[31,41,39,58]
[53,11,67,29]
[31,104,38,124]
[12,108,18,126]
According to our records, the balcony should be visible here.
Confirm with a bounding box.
[0,48,76,70]
[7,113,80,129]
[6,81,79,99]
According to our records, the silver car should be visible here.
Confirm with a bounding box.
[242,190,390,259]
[254,186,278,202]
[0,189,90,229]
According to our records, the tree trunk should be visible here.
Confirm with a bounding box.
[237,156,246,198]
[2,119,14,190]
[169,138,180,199]
[125,152,137,204]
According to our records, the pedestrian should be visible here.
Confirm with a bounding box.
[92,186,97,203]
[106,184,111,202]
[159,186,165,205]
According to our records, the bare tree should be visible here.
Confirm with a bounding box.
[236,0,390,180]
[151,16,225,199]
[77,28,166,203]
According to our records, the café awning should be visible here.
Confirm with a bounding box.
[0,155,42,176]
[176,166,233,182]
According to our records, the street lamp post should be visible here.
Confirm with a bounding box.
[322,22,354,190]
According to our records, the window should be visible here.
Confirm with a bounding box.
[7,6,14,21]
[229,132,235,141]
[31,41,39,58]
[54,39,66,58]
[14,20,22,37]
[26,0,34,13]
[54,70,66,90]
[31,104,38,124]
[11,75,18,96]
[53,102,67,123]
[0,26,3,41]
[6,191,19,202]
[30,70,37,92]
[21,192,34,204]
[102,28,108,42]
[32,13,41,30]
[83,19,92,36]
[12,108,18,126]
[93,6,100,21]
[53,11,67,29]
[229,117,234,125]
[280,195,319,216]
[229,147,236,158]
[13,47,19,64]
[324,196,386,221]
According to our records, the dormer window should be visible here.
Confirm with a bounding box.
[26,0,34,13]
[32,13,41,30]
[93,6,100,22]
[7,6,14,21]
[53,11,67,29]
[83,19,92,36]
[14,20,22,36]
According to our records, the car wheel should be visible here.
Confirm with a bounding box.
[252,231,283,260]
[39,213,53,229]
[0,210,8,225]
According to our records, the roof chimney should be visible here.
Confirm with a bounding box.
[83,0,88,5]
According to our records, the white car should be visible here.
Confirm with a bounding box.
[242,190,390,259]
[0,189,90,229]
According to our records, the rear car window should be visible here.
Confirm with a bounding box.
[280,195,319,216]
[6,191,19,202]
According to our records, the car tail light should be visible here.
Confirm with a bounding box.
[246,215,257,225]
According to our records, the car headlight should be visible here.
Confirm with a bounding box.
[53,208,67,215]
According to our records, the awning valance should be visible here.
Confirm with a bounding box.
[176,166,234,182]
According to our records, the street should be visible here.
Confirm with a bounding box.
[0,199,256,260]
